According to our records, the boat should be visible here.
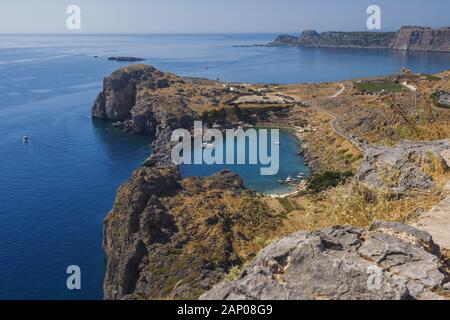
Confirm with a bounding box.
[23,136,29,143]
[273,141,281,145]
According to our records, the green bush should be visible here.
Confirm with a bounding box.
[307,171,354,193]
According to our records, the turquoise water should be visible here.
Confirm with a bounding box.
[0,34,448,299]
[179,128,309,195]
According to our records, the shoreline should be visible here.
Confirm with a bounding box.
[257,123,322,174]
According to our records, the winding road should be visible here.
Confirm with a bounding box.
[309,84,365,152]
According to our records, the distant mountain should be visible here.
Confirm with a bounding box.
[269,26,450,52]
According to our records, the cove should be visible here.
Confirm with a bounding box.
[179,128,310,196]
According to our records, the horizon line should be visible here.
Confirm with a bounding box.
[0,30,401,36]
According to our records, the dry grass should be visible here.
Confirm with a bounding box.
[299,112,363,172]
[266,183,442,237]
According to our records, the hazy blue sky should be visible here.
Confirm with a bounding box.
[0,0,448,34]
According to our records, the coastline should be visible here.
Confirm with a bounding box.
[257,123,321,174]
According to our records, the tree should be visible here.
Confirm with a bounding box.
[232,104,242,120]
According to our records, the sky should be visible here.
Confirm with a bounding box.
[0,0,448,34]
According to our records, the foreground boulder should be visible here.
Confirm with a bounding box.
[201,221,449,300]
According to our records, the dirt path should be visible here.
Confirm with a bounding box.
[329,84,346,98]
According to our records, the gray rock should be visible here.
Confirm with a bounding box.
[92,65,161,121]
[355,140,450,193]
[201,222,448,300]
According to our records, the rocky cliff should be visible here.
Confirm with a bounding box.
[270,26,450,52]
[201,221,449,300]
[92,64,199,167]
[92,64,194,133]
[103,167,283,299]
[391,26,450,52]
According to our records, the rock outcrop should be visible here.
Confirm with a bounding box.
[270,26,450,52]
[391,26,450,52]
[103,167,283,300]
[201,221,449,300]
[355,140,450,194]
[92,64,193,129]
[92,65,161,121]
[92,65,197,166]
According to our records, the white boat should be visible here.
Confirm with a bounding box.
[286,176,296,182]
[273,141,281,145]
[23,136,29,143]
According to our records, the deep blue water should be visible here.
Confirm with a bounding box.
[0,34,449,300]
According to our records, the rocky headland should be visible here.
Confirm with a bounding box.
[103,167,283,299]
[269,26,450,52]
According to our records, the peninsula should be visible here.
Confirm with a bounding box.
[269,26,450,52]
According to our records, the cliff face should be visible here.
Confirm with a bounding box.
[92,65,161,121]
[103,167,283,299]
[92,64,194,134]
[270,26,450,52]
[391,26,450,52]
